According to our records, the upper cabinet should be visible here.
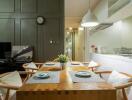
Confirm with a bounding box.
[94,0,132,23]
[108,0,117,7]
[108,0,131,16]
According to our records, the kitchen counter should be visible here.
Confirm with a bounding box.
[90,53,132,74]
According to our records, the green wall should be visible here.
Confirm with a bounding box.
[0,0,64,61]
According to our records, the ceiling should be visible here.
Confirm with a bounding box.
[65,0,101,28]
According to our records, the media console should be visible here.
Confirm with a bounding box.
[0,42,33,73]
[0,61,29,74]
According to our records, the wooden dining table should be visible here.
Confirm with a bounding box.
[16,65,116,100]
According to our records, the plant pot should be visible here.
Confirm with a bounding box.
[60,63,66,70]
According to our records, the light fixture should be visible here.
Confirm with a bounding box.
[78,27,84,31]
[69,27,73,30]
[81,0,99,27]
[67,32,70,35]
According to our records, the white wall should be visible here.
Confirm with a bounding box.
[86,16,132,56]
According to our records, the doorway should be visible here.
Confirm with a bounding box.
[65,28,85,61]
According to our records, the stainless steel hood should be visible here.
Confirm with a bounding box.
[88,23,113,33]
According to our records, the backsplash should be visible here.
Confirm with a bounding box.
[114,47,132,54]
[96,46,132,54]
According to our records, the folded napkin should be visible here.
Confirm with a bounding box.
[69,71,105,83]
[26,71,60,84]
[26,62,37,69]
[88,61,98,67]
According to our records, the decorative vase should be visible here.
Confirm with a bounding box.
[60,63,66,70]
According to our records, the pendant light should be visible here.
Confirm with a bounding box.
[81,0,99,27]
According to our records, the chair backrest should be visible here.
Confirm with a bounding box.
[0,71,23,100]
[0,71,22,87]
[23,62,38,72]
[95,70,132,100]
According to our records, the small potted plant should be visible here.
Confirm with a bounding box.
[54,54,68,70]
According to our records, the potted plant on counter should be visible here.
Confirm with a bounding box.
[54,54,68,70]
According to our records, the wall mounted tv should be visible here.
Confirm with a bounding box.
[0,42,11,60]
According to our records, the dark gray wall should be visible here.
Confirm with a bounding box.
[0,0,64,61]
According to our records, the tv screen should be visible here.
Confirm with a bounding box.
[0,42,11,59]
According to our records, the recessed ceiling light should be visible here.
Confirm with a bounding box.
[78,27,84,31]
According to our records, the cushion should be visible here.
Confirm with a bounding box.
[88,61,98,67]
[26,62,37,69]
[108,70,131,86]
[107,70,132,100]
[0,71,22,87]
[0,71,22,100]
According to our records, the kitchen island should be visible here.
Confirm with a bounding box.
[90,53,132,74]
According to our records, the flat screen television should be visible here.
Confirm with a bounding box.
[0,42,11,60]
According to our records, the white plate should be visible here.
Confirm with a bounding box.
[75,71,91,78]
[45,62,55,66]
[71,62,80,65]
[35,73,50,79]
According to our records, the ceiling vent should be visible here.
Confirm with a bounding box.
[88,23,113,33]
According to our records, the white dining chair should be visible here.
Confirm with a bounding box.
[22,62,43,79]
[95,70,132,100]
[0,71,32,100]
[83,61,100,72]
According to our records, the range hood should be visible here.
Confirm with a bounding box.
[88,23,113,33]
[89,0,132,34]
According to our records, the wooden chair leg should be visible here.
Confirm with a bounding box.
[0,93,3,100]
[92,67,94,72]
[122,88,128,100]
[99,73,103,78]
[5,89,10,100]
[91,67,96,72]
[23,74,29,84]
[38,65,41,69]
